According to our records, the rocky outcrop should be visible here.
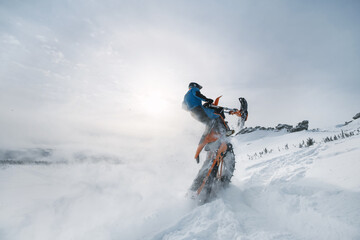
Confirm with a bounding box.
[238,126,274,134]
[275,124,293,131]
[238,120,309,135]
[290,120,309,133]
[353,112,360,120]
[342,112,359,126]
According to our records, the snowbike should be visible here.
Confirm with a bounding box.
[189,97,248,204]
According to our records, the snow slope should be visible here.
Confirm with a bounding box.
[0,120,359,240]
[152,120,360,240]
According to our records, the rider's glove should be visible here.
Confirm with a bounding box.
[206,98,214,104]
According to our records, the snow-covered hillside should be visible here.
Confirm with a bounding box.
[1,120,359,240]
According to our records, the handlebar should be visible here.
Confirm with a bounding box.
[204,104,247,120]
[203,96,248,121]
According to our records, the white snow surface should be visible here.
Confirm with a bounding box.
[1,120,360,240]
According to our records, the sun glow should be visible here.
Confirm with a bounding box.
[125,61,181,120]
[140,91,170,117]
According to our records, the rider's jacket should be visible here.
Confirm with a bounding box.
[183,87,219,120]
[183,87,207,110]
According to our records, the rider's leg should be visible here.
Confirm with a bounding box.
[190,106,211,124]
[203,106,234,136]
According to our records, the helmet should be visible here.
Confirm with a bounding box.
[188,82,202,89]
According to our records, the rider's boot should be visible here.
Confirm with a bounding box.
[226,129,235,136]
[223,121,235,136]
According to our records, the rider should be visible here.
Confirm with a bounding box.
[182,82,215,124]
[182,82,233,135]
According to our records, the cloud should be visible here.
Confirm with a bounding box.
[0,0,359,151]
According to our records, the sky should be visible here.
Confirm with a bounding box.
[0,0,359,151]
